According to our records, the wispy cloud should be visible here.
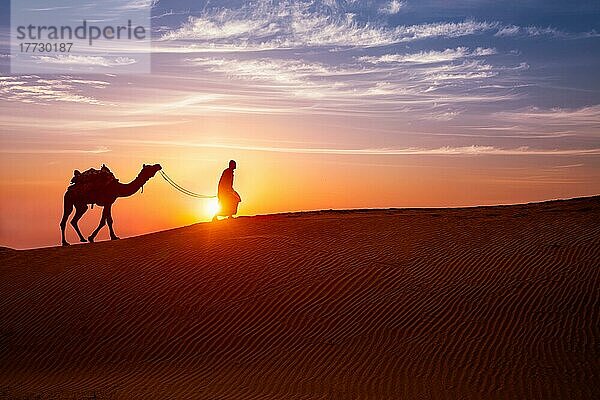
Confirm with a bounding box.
[123,139,600,156]
[0,76,109,105]
[495,25,599,39]
[188,52,520,94]
[155,0,600,56]
[122,49,526,120]
[187,57,376,100]
[189,58,333,86]
[33,55,137,67]
[25,6,72,12]
[0,146,110,154]
[119,0,159,11]
[495,105,600,126]
[160,1,497,50]
[549,164,584,169]
[359,47,496,64]
[422,60,497,81]
[2,2,591,141]
[379,0,406,15]
[157,0,596,54]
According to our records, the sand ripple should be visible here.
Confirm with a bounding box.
[1,197,599,399]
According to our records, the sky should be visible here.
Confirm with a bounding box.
[0,0,599,248]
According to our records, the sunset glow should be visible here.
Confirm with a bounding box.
[204,198,221,219]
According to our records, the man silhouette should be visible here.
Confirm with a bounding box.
[213,160,241,221]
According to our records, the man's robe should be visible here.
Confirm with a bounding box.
[217,168,241,216]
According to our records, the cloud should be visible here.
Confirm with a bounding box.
[157,1,597,52]
[428,111,460,121]
[549,164,584,169]
[25,6,72,12]
[393,20,496,42]
[422,60,496,81]
[495,25,521,37]
[190,54,507,90]
[0,146,110,154]
[0,75,109,105]
[33,55,137,67]
[2,0,597,169]
[379,0,406,15]
[123,139,600,156]
[160,1,497,50]
[189,58,333,86]
[134,49,526,119]
[496,105,600,125]
[119,0,159,10]
[495,25,562,38]
[188,57,392,100]
[359,47,496,64]
[495,25,599,39]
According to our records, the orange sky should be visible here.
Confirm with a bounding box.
[1,136,599,249]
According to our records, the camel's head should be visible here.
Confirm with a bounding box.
[141,163,162,179]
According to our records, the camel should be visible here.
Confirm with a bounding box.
[60,164,162,246]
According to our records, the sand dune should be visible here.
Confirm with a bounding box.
[1,197,599,399]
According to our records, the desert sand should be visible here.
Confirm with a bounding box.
[1,197,599,399]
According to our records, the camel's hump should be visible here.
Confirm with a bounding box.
[70,167,117,186]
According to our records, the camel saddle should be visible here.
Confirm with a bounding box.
[69,164,118,188]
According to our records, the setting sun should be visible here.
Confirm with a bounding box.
[204,198,221,219]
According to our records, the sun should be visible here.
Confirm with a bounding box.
[204,198,221,219]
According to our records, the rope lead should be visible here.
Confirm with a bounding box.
[159,170,216,199]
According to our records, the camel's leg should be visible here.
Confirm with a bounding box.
[70,204,88,243]
[88,207,108,243]
[106,205,119,240]
[60,195,74,246]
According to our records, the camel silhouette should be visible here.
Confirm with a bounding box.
[60,164,162,246]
